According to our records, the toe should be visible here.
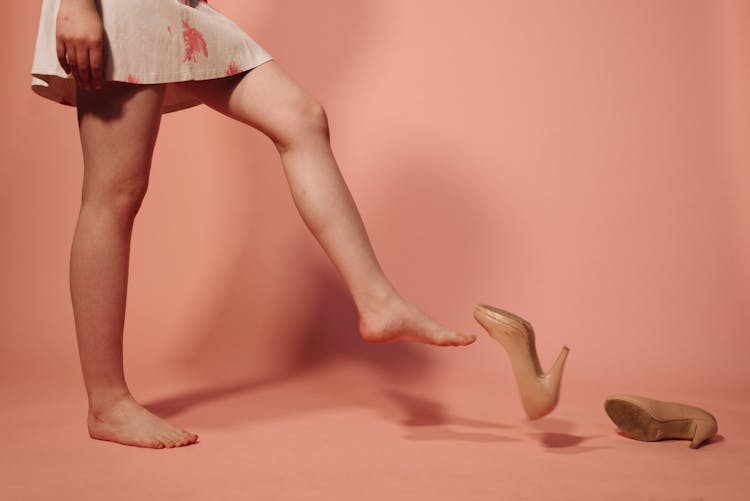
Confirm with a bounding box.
[176,431,193,446]
[159,435,175,448]
[446,333,474,346]
[460,333,477,345]
[175,432,190,444]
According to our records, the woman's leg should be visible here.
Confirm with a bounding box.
[174,61,475,346]
[73,81,198,448]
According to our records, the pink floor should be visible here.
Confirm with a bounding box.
[3,357,747,500]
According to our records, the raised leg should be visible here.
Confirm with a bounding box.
[174,62,476,347]
[73,81,198,447]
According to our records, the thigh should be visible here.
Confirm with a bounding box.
[76,81,166,205]
[172,60,323,146]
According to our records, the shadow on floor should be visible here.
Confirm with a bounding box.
[523,417,611,453]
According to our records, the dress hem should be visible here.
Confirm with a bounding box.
[29,56,274,114]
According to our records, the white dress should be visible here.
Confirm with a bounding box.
[30,0,274,113]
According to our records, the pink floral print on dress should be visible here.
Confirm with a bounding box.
[181,17,208,62]
[226,61,241,75]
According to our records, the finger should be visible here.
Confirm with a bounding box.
[89,42,104,89]
[76,45,91,89]
[67,44,79,82]
[56,38,69,73]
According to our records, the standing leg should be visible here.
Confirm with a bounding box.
[73,81,198,448]
[174,62,476,346]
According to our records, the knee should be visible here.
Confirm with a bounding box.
[273,97,330,152]
[108,177,150,219]
[83,175,150,220]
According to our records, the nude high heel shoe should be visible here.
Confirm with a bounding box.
[473,304,570,420]
[604,394,718,449]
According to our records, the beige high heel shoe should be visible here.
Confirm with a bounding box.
[604,394,718,449]
[473,304,570,420]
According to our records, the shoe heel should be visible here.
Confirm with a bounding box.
[535,345,569,416]
[546,345,570,384]
[690,418,718,449]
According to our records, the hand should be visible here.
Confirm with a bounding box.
[56,1,106,90]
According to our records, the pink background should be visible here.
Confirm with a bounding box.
[2,1,749,499]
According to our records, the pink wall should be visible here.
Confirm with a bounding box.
[2,0,748,403]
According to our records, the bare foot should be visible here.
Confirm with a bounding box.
[358,295,476,346]
[87,393,199,448]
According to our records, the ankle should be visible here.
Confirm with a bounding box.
[355,283,402,317]
[87,389,134,417]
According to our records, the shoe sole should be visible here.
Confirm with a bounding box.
[604,397,696,443]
